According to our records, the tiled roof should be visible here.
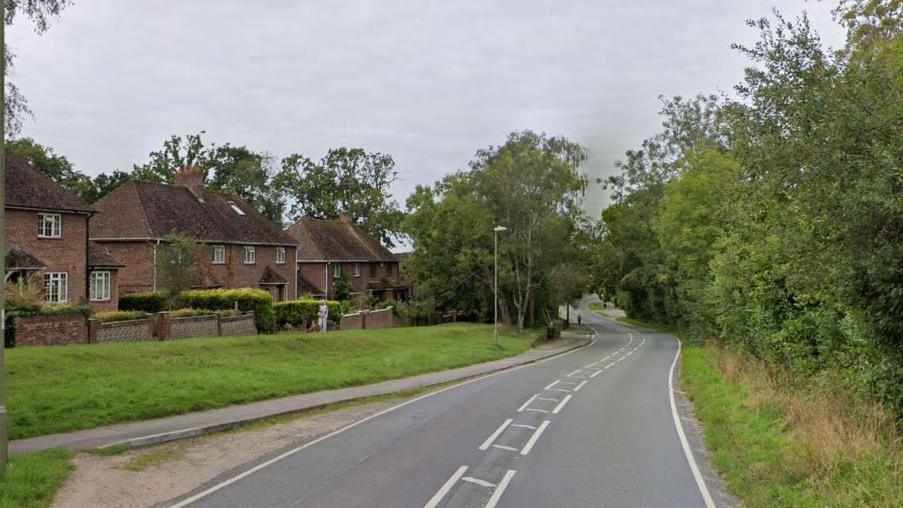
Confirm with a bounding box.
[88,242,124,268]
[258,266,288,285]
[297,276,324,295]
[5,246,47,270]
[5,150,95,213]
[90,181,294,246]
[285,218,395,262]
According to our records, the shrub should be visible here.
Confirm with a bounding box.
[120,291,170,313]
[169,308,217,319]
[94,310,148,323]
[273,299,342,328]
[179,288,275,332]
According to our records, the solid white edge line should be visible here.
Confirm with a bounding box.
[484,469,517,508]
[424,465,468,508]
[517,394,539,412]
[520,420,550,455]
[573,380,587,392]
[669,337,717,508]
[551,394,572,414]
[479,418,514,450]
[170,331,599,508]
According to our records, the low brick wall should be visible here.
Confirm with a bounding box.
[366,308,393,329]
[95,318,153,343]
[339,312,363,330]
[14,314,88,347]
[220,314,257,337]
[170,314,219,340]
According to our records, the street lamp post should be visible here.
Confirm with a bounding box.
[493,226,507,348]
[1,0,8,472]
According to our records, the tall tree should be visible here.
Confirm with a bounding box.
[275,148,403,246]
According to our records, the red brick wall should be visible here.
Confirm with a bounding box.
[14,314,88,347]
[94,241,156,294]
[6,208,89,304]
[298,262,328,295]
[297,261,403,299]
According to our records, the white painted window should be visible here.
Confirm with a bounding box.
[44,272,68,303]
[275,247,286,264]
[243,246,256,264]
[353,263,361,278]
[333,264,341,278]
[38,213,62,238]
[90,271,111,301]
[212,245,226,264]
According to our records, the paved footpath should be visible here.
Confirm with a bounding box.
[10,332,591,455]
[166,297,736,508]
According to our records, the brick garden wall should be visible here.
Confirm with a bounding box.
[94,318,152,343]
[170,314,219,340]
[14,314,88,346]
[338,308,394,331]
[339,312,363,330]
[220,314,257,336]
[365,308,393,329]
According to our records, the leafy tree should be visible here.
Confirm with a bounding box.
[332,269,353,302]
[275,148,404,246]
[158,232,199,299]
[84,170,132,204]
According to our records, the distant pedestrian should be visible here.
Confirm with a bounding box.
[577,313,582,325]
[318,299,329,333]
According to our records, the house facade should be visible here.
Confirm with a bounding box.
[285,214,411,301]
[90,166,297,301]
[4,151,122,311]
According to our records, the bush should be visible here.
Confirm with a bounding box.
[273,299,342,328]
[120,291,170,313]
[169,308,217,319]
[179,288,275,332]
[94,310,148,323]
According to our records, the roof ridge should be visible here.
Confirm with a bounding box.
[131,181,156,238]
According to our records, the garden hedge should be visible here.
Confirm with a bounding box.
[273,299,342,328]
[119,291,170,313]
[179,288,275,332]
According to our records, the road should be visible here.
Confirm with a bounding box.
[169,297,721,508]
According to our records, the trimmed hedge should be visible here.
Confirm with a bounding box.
[94,310,148,323]
[119,291,169,313]
[169,308,217,319]
[274,299,342,328]
[180,288,275,332]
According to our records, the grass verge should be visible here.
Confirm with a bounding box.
[7,323,535,440]
[0,449,73,508]
[681,342,902,507]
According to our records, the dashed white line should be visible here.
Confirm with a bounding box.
[546,388,571,393]
[552,395,572,414]
[517,394,539,412]
[520,420,551,455]
[511,423,536,430]
[485,470,517,508]
[525,408,550,413]
[424,465,468,508]
[479,418,513,450]
[544,380,560,390]
[536,396,560,402]
[461,476,496,488]
[491,444,519,452]
[566,369,583,377]
[590,369,603,378]
[573,380,588,392]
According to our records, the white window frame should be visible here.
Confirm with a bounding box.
[44,272,68,303]
[212,244,226,264]
[275,247,286,264]
[333,264,341,278]
[353,262,361,278]
[38,213,62,238]
[89,271,111,301]
[243,246,256,264]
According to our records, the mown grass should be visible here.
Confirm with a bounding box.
[0,448,73,508]
[6,323,535,439]
[682,342,902,507]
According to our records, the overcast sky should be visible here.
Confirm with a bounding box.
[8,0,845,218]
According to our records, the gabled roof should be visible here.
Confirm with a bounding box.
[258,266,288,285]
[297,276,324,295]
[285,218,395,262]
[5,247,47,270]
[88,242,124,268]
[4,151,95,214]
[90,181,295,246]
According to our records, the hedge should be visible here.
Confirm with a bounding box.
[179,288,275,332]
[4,305,91,348]
[94,310,148,323]
[273,299,342,328]
[119,291,170,313]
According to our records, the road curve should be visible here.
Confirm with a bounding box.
[169,299,718,508]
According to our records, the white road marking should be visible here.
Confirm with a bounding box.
[552,394,572,414]
[546,388,571,393]
[584,363,598,369]
[556,380,578,385]
[461,476,496,488]
[517,394,539,412]
[573,380,587,392]
[669,337,716,508]
[511,423,536,430]
[491,444,519,452]
[536,396,560,402]
[590,369,603,378]
[485,470,517,508]
[544,380,560,390]
[424,465,468,508]
[566,369,583,377]
[520,420,551,455]
[479,418,513,451]
[525,408,550,413]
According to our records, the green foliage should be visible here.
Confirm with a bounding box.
[119,291,170,313]
[168,308,217,319]
[0,448,74,508]
[157,232,199,297]
[332,269,353,302]
[273,299,342,327]
[93,310,148,323]
[179,288,275,332]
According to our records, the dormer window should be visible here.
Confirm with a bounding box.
[228,201,246,216]
[38,213,62,238]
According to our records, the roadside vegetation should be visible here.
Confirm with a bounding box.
[0,448,73,508]
[682,342,901,507]
[5,323,535,439]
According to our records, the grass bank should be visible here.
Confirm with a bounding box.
[681,342,902,507]
[6,323,535,439]
[0,449,73,508]
[586,303,678,333]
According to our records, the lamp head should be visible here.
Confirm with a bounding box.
[493,226,508,232]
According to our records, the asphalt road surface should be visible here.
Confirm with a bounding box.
[169,297,719,508]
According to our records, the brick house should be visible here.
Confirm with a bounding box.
[90,166,297,301]
[285,213,411,301]
[4,151,123,311]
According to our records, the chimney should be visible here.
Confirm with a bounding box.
[339,211,353,224]
[174,165,205,193]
